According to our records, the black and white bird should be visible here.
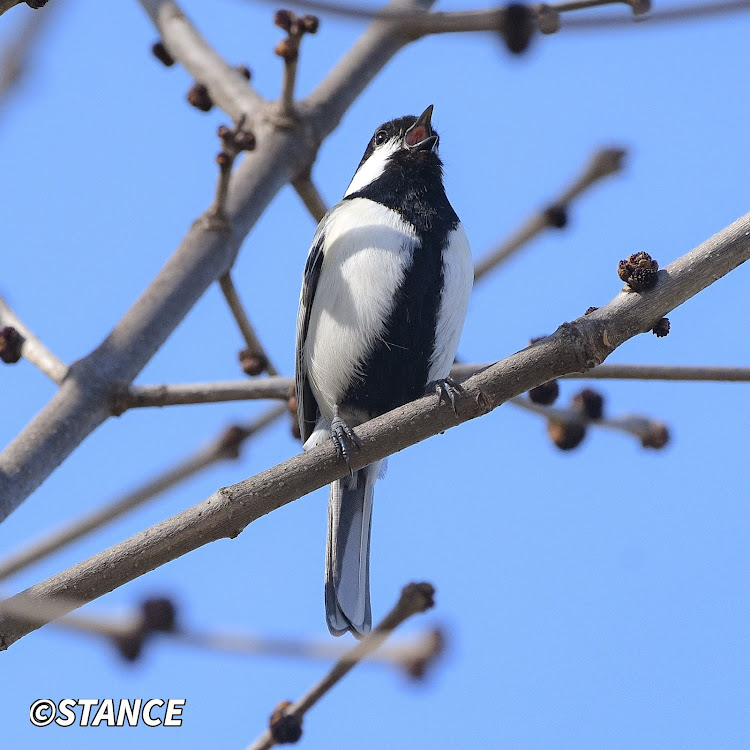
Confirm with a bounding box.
[295,105,473,637]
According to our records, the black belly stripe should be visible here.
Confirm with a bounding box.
[343,236,444,417]
[342,148,459,418]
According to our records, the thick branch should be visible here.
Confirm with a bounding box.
[139,0,263,120]
[0,297,68,383]
[1,211,748,649]
[0,0,435,522]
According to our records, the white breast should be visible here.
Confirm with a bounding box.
[304,198,418,420]
[427,222,473,383]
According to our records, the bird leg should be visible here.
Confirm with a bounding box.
[330,405,361,477]
[428,376,465,415]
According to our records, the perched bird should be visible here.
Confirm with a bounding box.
[295,105,473,637]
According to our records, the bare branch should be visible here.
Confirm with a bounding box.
[116,379,292,410]
[218,273,279,376]
[562,364,750,382]
[0,297,68,383]
[0,405,286,582]
[0,211,747,649]
[246,582,435,750]
[0,0,435,522]
[473,147,626,282]
[0,3,56,116]
[510,396,668,448]
[0,586,441,674]
[139,0,263,120]
[292,172,328,222]
[110,363,750,414]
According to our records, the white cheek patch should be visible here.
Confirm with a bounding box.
[344,138,400,197]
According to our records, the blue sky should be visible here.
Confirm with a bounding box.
[1,0,749,747]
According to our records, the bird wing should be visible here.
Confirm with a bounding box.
[295,215,329,445]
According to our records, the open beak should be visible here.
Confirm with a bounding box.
[405,105,439,152]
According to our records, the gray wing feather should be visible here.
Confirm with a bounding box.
[295,217,329,444]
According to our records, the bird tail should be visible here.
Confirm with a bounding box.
[325,461,382,637]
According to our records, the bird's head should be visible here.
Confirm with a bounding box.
[344,105,440,197]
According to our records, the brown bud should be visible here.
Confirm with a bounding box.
[543,204,568,229]
[269,701,303,744]
[151,40,174,67]
[26,0,49,7]
[274,9,295,31]
[572,388,604,420]
[217,425,249,459]
[642,423,669,449]
[290,418,301,441]
[618,251,659,292]
[0,327,22,364]
[299,14,320,33]
[216,152,232,168]
[274,38,298,62]
[112,631,145,662]
[239,349,269,377]
[217,124,233,142]
[547,420,586,450]
[187,82,213,112]
[529,380,559,406]
[235,64,252,80]
[402,628,446,681]
[141,597,177,634]
[500,4,535,55]
[652,317,670,337]
[584,306,599,315]
[234,129,256,151]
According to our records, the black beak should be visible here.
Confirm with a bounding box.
[405,105,439,152]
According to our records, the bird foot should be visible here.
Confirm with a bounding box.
[330,408,361,476]
[428,376,465,415]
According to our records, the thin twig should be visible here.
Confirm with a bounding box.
[218,273,279,376]
[110,364,750,413]
[510,396,667,447]
[238,0,648,28]
[0,405,286,582]
[246,582,435,750]
[117,379,293,409]
[473,147,626,282]
[0,587,441,673]
[563,364,750,382]
[0,297,68,383]
[292,172,328,222]
[0,3,56,117]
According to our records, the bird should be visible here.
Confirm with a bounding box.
[295,105,473,637]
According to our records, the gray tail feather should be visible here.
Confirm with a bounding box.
[325,461,381,637]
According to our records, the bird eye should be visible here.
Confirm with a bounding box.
[373,130,387,146]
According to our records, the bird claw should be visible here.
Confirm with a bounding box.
[429,376,465,415]
[331,410,361,477]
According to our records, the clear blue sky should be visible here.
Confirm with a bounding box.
[1,0,749,747]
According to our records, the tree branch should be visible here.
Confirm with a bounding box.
[510,396,667,448]
[0,405,286,583]
[218,273,279,376]
[0,0,436,523]
[245,582,435,750]
[292,172,328,222]
[0,297,68,384]
[473,147,626,282]
[1,210,748,649]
